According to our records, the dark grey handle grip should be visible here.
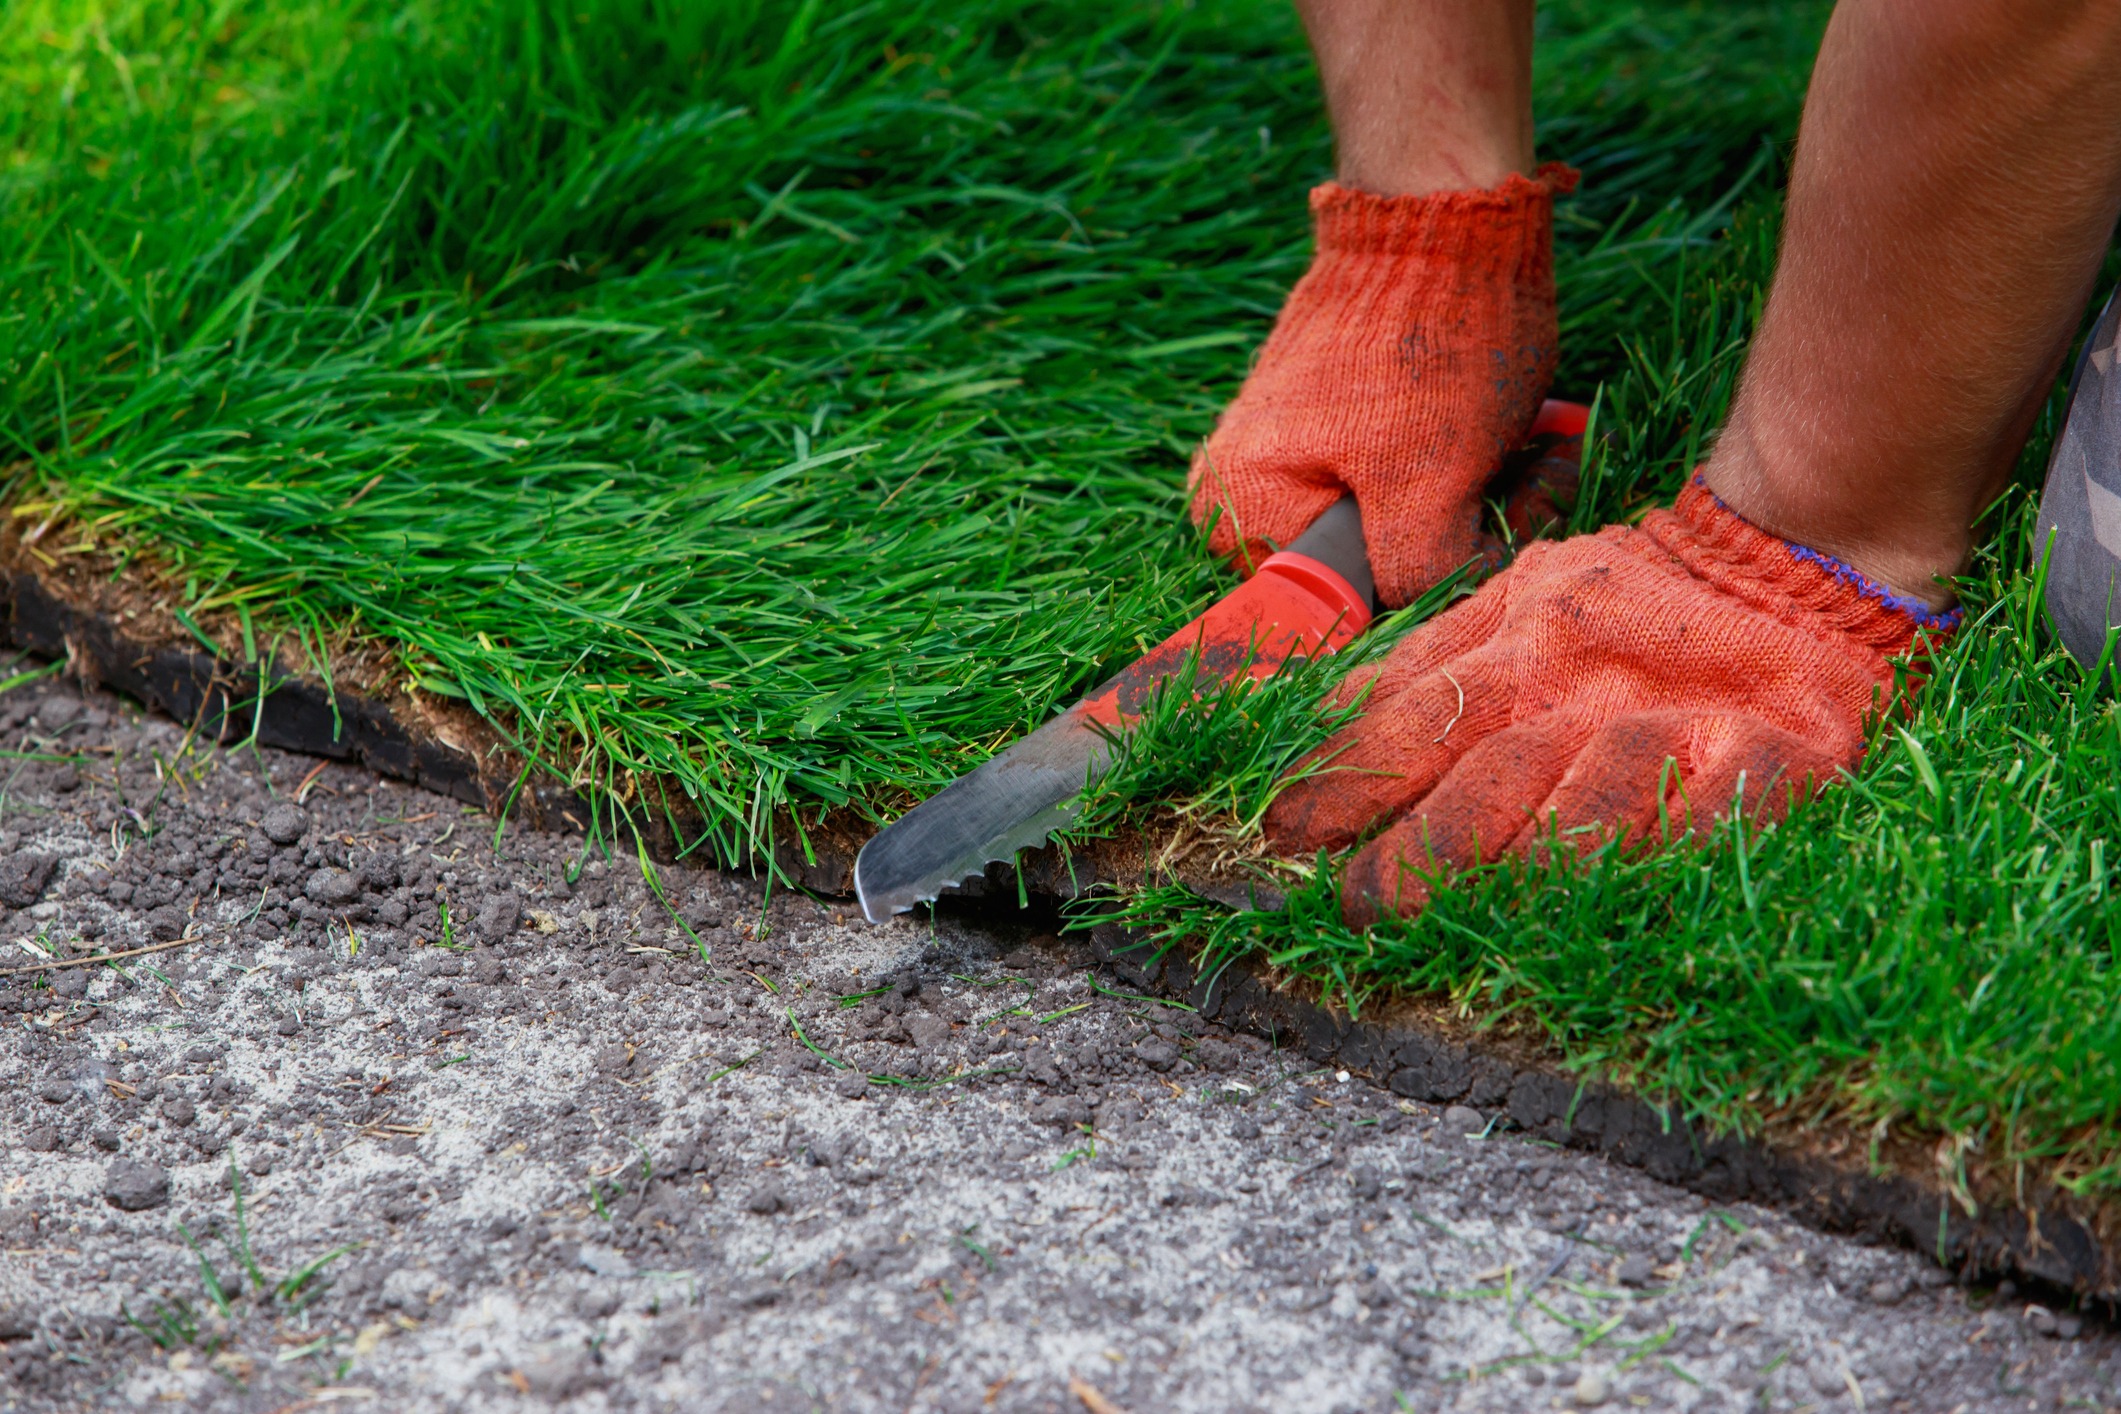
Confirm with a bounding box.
[1284,496,1374,612]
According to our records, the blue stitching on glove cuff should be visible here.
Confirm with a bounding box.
[1693,475,1964,633]
[1783,544,1963,632]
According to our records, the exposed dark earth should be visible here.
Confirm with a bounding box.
[3,660,2120,1412]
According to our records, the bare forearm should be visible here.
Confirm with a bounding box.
[1295,0,1535,196]
[1706,0,2121,604]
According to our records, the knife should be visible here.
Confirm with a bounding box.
[853,399,1590,923]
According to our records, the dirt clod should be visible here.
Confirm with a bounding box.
[258,802,308,845]
[476,891,522,939]
[0,852,55,906]
[305,868,359,906]
[1032,1094,1092,1128]
[1135,1038,1180,1072]
[102,1158,171,1211]
[1442,1104,1485,1134]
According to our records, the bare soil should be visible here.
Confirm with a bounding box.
[4,663,2120,1413]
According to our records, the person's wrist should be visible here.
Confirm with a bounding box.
[1700,423,1965,614]
[1333,144,1533,200]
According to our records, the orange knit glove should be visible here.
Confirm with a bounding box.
[1189,164,1578,609]
[1266,479,1958,926]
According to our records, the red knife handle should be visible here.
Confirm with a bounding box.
[1073,550,1372,730]
[1068,397,1588,734]
[1530,397,1589,440]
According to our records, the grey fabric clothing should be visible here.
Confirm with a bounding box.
[2039,286,2121,666]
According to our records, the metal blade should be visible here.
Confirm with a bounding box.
[854,707,1115,923]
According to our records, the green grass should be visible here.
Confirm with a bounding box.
[0,0,1813,855]
[12,0,2121,1205]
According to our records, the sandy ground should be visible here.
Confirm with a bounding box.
[1,665,2118,1413]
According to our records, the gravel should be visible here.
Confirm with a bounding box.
[2,664,2119,1411]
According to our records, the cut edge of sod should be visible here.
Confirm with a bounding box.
[0,515,1303,910]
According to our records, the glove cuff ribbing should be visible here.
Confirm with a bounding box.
[1309,163,1579,258]
[1651,477,1962,658]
